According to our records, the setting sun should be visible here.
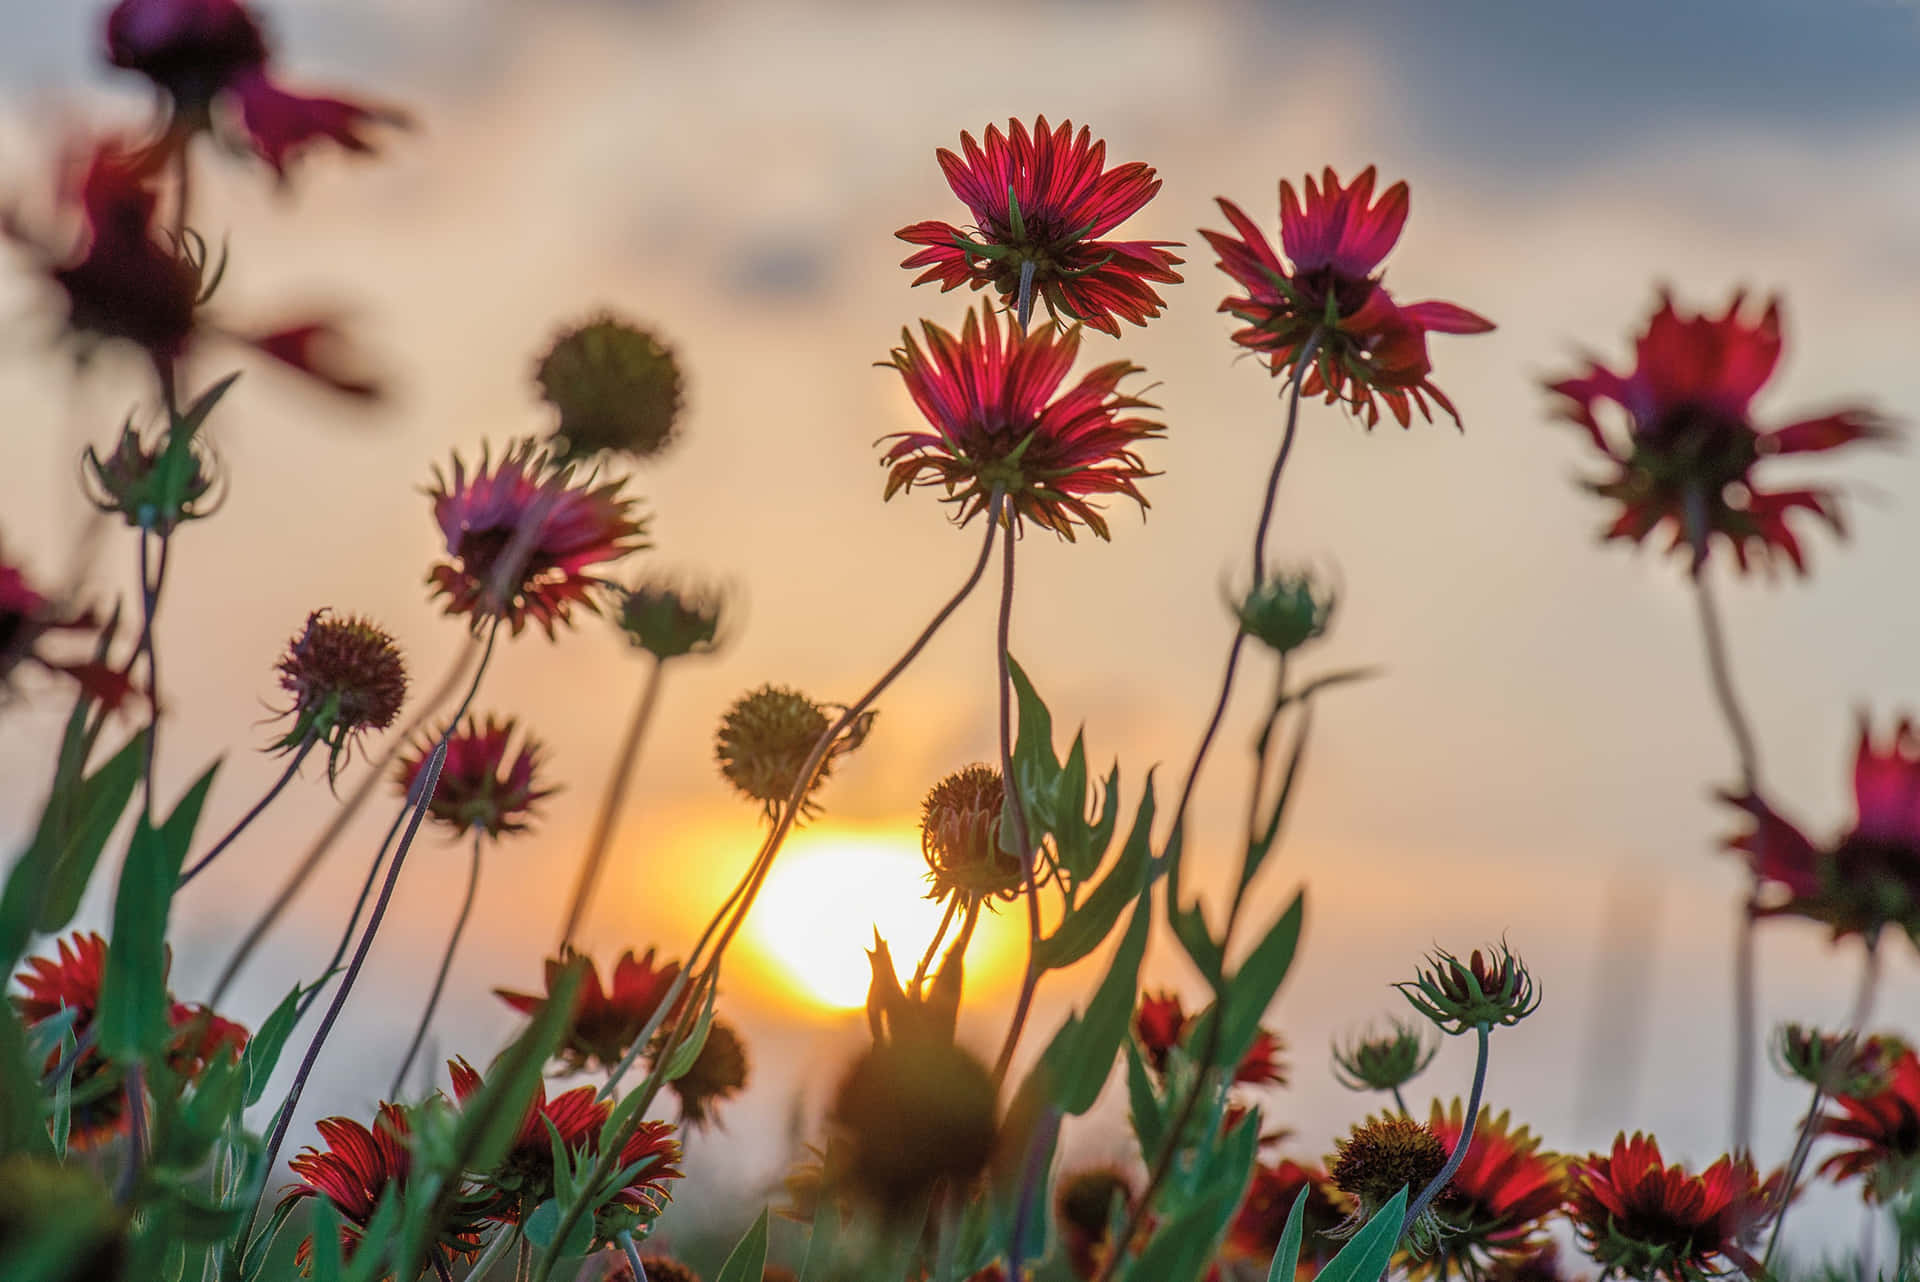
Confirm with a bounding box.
[744,826,1020,1009]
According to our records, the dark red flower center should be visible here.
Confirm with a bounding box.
[1293,265,1379,323]
[1633,402,1761,490]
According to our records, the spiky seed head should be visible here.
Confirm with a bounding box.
[536,314,684,463]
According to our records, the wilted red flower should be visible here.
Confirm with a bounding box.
[1225,1158,1348,1277]
[1817,1043,1920,1202]
[282,1101,486,1267]
[1203,166,1493,428]
[897,116,1183,336]
[494,947,683,1074]
[396,715,552,840]
[882,302,1161,540]
[271,608,407,780]
[1565,1133,1777,1282]
[104,0,403,176]
[426,440,648,638]
[669,1019,750,1131]
[0,547,133,710]
[448,1058,682,1236]
[1132,990,1286,1084]
[1415,1100,1567,1281]
[1546,291,1889,574]
[1723,716,1920,948]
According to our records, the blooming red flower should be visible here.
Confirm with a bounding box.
[1131,990,1283,1084]
[448,1058,682,1235]
[1203,167,1493,429]
[896,117,1183,336]
[1236,1029,1289,1087]
[1818,1043,1920,1201]
[495,947,683,1074]
[882,303,1161,541]
[104,0,403,176]
[426,440,648,637]
[1415,1100,1567,1281]
[395,715,552,840]
[1225,1158,1348,1278]
[1546,291,1889,574]
[1565,1133,1777,1282]
[0,547,133,710]
[1723,715,1920,948]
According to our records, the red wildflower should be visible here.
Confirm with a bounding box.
[1565,1133,1777,1282]
[426,440,648,637]
[1053,1166,1139,1279]
[1818,1043,1920,1201]
[1225,1158,1348,1278]
[897,116,1183,336]
[881,302,1161,541]
[494,947,683,1074]
[1723,715,1920,948]
[395,715,552,840]
[1237,1029,1289,1087]
[1132,990,1283,1084]
[282,1101,486,1267]
[1416,1101,1567,1281]
[104,0,403,176]
[0,547,133,710]
[1546,291,1889,573]
[448,1058,682,1235]
[1203,166,1493,428]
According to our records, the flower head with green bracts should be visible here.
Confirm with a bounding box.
[1236,570,1336,656]
[1398,942,1539,1035]
[714,684,873,820]
[1773,1023,1906,1098]
[1333,1016,1437,1094]
[615,576,727,661]
[271,609,408,780]
[1328,1113,1453,1256]
[536,313,685,464]
[83,417,221,533]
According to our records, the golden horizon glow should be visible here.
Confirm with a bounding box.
[742,825,1021,1011]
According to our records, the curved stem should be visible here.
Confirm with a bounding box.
[1405,1022,1490,1233]
[911,895,961,997]
[389,833,485,1098]
[559,656,667,951]
[1761,939,1883,1269]
[294,802,408,1021]
[1689,556,1761,795]
[619,1231,649,1282]
[236,738,449,1261]
[992,527,1041,1086]
[178,740,316,887]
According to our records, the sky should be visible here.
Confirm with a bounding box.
[3,0,1920,1263]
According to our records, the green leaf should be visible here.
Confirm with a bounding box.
[663,981,718,1082]
[307,1200,345,1282]
[97,760,220,1062]
[1264,1188,1310,1282]
[1034,774,1156,972]
[1168,899,1223,988]
[798,1191,840,1282]
[1313,1187,1407,1282]
[1219,892,1305,1071]
[456,960,583,1171]
[1041,888,1151,1116]
[523,1199,594,1257]
[713,1209,771,1282]
[1123,1041,1163,1157]
[240,985,305,1107]
[0,1004,52,1159]
[1120,1185,1239,1282]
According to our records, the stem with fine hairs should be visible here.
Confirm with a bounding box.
[558,654,667,951]
[991,525,1041,1087]
[388,832,485,1097]
[1406,1022,1491,1233]
[178,740,315,887]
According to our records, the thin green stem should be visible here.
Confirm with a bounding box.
[911,894,961,997]
[559,655,667,951]
[1391,1086,1410,1117]
[135,530,171,822]
[1405,1023,1490,1233]
[389,832,485,1098]
[464,1225,520,1280]
[178,740,316,886]
[619,1231,649,1282]
[992,525,1041,1087]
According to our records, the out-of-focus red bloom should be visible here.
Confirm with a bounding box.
[881,302,1160,541]
[1236,1029,1289,1087]
[669,1018,749,1131]
[495,947,683,1074]
[897,116,1183,336]
[1546,291,1889,574]
[0,547,133,710]
[396,714,552,840]
[1416,1100,1567,1281]
[1723,715,1920,948]
[1565,1133,1777,1282]
[426,440,648,637]
[104,0,404,176]
[1203,166,1493,429]
[1225,1158,1348,1278]
[448,1058,682,1234]
[1818,1044,1920,1201]
[1131,990,1284,1084]
[283,1101,486,1266]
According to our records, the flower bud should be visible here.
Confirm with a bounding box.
[1235,571,1334,655]
[920,765,1022,903]
[536,314,684,463]
[1773,1023,1905,1097]
[616,577,726,661]
[83,420,219,533]
[714,684,872,820]
[1396,941,1539,1035]
[1333,1016,1438,1093]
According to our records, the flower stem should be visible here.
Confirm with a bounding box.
[992,526,1042,1087]
[1015,261,1037,332]
[1405,1022,1490,1234]
[1391,1085,1410,1117]
[463,1225,520,1281]
[1761,939,1882,1270]
[619,1231,650,1282]
[558,654,667,951]
[178,740,316,887]
[135,530,171,823]
[389,832,485,1097]
[236,738,449,1262]
[911,894,962,996]
[294,802,407,1022]
[115,1064,148,1204]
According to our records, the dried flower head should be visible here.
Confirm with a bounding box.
[426,439,648,638]
[536,315,685,463]
[896,116,1184,335]
[1236,571,1336,656]
[82,418,220,533]
[670,1019,750,1131]
[272,609,407,780]
[715,684,871,819]
[1566,1133,1778,1282]
[616,577,726,661]
[396,715,553,840]
[920,764,1022,903]
[1545,291,1891,574]
[1333,1017,1438,1094]
[881,302,1162,541]
[495,947,683,1074]
[1773,1023,1906,1098]
[1329,1114,1452,1255]
[1397,942,1539,1035]
[829,1037,999,1217]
